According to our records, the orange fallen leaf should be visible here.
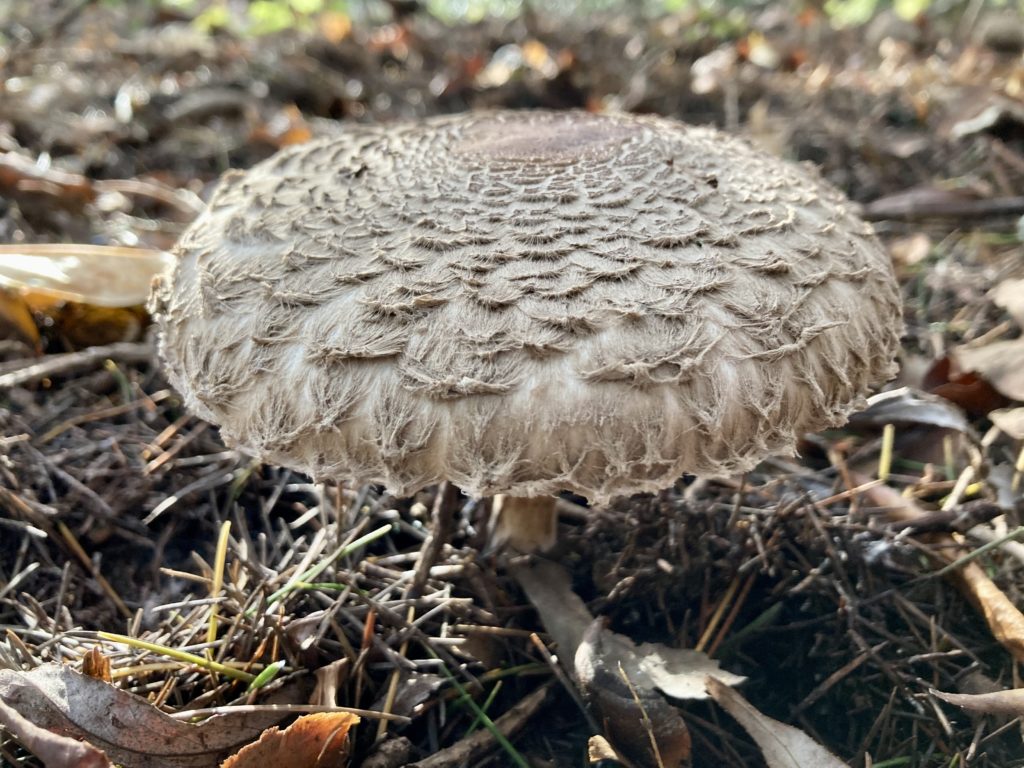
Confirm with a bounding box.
[221,712,359,768]
[250,105,313,149]
[318,11,351,43]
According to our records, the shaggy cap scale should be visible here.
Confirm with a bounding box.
[152,110,901,504]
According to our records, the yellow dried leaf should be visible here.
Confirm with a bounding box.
[0,287,40,347]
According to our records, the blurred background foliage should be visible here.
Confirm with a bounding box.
[105,0,1024,37]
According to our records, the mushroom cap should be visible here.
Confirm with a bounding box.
[152,110,901,504]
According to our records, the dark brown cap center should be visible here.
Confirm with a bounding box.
[452,113,638,163]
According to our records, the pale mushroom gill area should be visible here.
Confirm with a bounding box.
[152,110,902,504]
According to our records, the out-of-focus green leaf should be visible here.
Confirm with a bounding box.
[289,0,324,14]
[248,1,296,34]
[824,0,878,26]
[895,0,929,19]
[194,3,230,31]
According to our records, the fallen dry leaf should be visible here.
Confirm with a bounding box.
[949,95,1024,141]
[587,734,624,763]
[932,686,1024,716]
[992,278,1024,328]
[220,712,358,768]
[0,244,173,308]
[990,407,1024,440]
[49,303,149,347]
[576,621,692,768]
[953,339,1024,402]
[0,664,291,768]
[850,387,975,435]
[0,697,113,768]
[987,462,1023,511]
[845,387,982,478]
[513,558,743,768]
[312,659,350,706]
[513,559,745,700]
[578,618,746,701]
[369,672,443,718]
[691,44,738,95]
[705,677,845,768]
[888,232,931,271]
[0,244,171,347]
[924,355,1009,417]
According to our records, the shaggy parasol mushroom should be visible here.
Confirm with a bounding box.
[151,110,901,550]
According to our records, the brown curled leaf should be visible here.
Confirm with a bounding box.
[0,664,291,768]
[0,697,113,768]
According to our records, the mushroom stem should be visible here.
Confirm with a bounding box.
[491,495,558,552]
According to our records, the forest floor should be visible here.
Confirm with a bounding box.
[2,2,1024,767]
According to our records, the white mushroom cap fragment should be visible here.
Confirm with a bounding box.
[152,110,901,505]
